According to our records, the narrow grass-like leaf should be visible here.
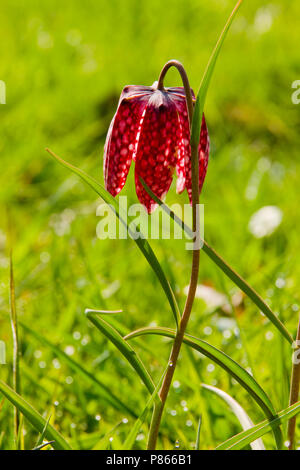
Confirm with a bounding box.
[123,367,167,450]
[86,312,155,394]
[0,380,72,450]
[46,148,180,327]
[86,309,123,315]
[201,243,292,345]
[195,415,202,450]
[202,383,265,450]
[124,327,283,448]
[20,322,136,417]
[191,0,243,148]
[33,441,55,450]
[139,178,293,345]
[216,401,300,450]
[34,415,51,450]
[92,420,124,450]
[16,414,24,450]
[8,248,21,446]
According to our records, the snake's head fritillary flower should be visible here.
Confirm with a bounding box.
[103,82,209,212]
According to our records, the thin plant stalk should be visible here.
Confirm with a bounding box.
[148,60,199,450]
[287,316,300,450]
[9,249,21,447]
[139,179,293,346]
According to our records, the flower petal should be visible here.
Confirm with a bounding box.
[198,116,210,193]
[168,95,190,195]
[135,91,180,212]
[103,87,150,196]
[172,95,209,202]
[167,86,195,101]
[184,115,209,203]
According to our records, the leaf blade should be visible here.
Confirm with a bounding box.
[201,383,265,450]
[124,326,283,448]
[139,178,293,345]
[216,401,300,450]
[86,313,155,395]
[122,367,166,450]
[20,322,136,417]
[46,148,180,327]
[191,0,243,147]
[0,380,71,450]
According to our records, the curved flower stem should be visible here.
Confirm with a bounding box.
[148,61,200,450]
[157,60,194,129]
[287,316,300,450]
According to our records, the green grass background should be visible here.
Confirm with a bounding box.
[0,0,300,449]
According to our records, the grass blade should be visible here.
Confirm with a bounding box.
[124,326,283,448]
[85,309,123,315]
[46,148,180,327]
[8,248,21,447]
[139,178,293,345]
[201,384,265,450]
[191,0,243,148]
[195,415,202,450]
[86,312,155,394]
[33,441,55,450]
[123,367,167,449]
[33,415,51,449]
[20,322,136,417]
[0,380,72,450]
[216,401,300,450]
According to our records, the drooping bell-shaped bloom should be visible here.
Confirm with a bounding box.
[103,83,209,212]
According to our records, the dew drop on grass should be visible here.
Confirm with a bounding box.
[265,331,274,341]
[203,326,212,336]
[169,361,173,367]
[122,418,128,424]
[73,331,81,340]
[64,345,75,356]
[275,277,286,289]
[81,335,90,346]
[95,414,101,421]
[223,329,232,339]
[52,358,61,369]
[284,440,290,449]
[175,440,180,449]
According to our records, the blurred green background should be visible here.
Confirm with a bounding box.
[0,0,300,450]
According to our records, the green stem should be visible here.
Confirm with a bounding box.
[287,317,300,450]
[138,180,293,346]
[9,249,21,448]
[148,60,199,450]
